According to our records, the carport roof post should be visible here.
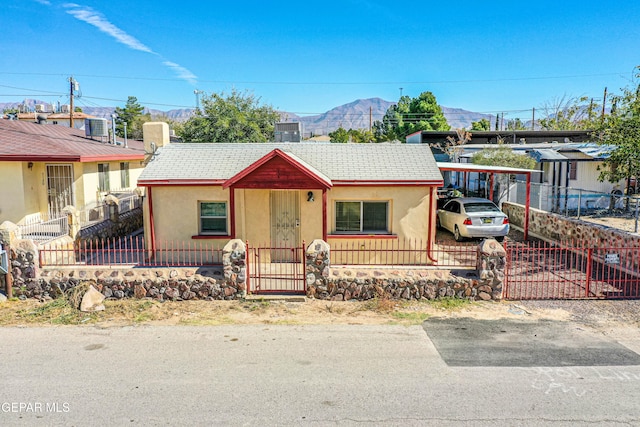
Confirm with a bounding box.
[436,162,543,240]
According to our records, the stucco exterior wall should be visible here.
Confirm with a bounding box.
[80,161,144,209]
[150,185,230,245]
[326,186,433,240]
[0,162,27,223]
[144,184,436,255]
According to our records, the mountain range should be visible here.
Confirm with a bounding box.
[1,98,494,135]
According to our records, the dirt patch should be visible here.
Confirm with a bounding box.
[0,297,573,328]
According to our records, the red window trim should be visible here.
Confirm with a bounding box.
[191,235,233,240]
[326,234,397,240]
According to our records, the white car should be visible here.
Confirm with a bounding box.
[437,197,509,242]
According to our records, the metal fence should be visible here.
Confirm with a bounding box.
[39,237,223,267]
[509,181,640,233]
[17,216,69,244]
[329,239,477,268]
[505,240,640,300]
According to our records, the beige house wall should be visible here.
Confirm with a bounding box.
[80,161,145,209]
[150,186,230,246]
[0,162,27,223]
[326,186,433,240]
[1,159,143,225]
[144,184,436,253]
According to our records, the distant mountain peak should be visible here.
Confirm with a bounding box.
[1,98,494,135]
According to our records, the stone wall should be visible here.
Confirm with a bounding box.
[305,238,504,301]
[4,233,504,302]
[26,266,243,301]
[503,202,640,247]
[76,208,143,244]
[4,235,247,302]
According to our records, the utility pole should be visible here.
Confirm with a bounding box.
[531,108,535,130]
[194,89,204,110]
[601,87,608,120]
[69,76,75,128]
[369,106,372,132]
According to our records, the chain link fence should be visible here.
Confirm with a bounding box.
[508,181,640,233]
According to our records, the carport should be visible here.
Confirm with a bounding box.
[437,162,542,240]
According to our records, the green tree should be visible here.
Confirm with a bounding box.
[178,89,280,143]
[329,127,350,143]
[114,96,149,139]
[593,71,640,201]
[506,118,527,131]
[471,144,537,170]
[470,118,490,131]
[471,139,537,200]
[373,91,450,141]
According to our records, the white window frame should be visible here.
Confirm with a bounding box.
[199,201,228,235]
[120,162,130,189]
[98,163,110,192]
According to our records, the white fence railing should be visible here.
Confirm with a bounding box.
[17,215,69,243]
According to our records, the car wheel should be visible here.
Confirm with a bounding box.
[454,226,464,242]
[436,216,442,229]
[495,235,505,242]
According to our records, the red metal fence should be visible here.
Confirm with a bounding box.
[504,240,640,300]
[329,239,478,268]
[39,236,223,267]
[246,242,306,295]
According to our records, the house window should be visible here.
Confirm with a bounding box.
[335,201,389,233]
[199,202,227,234]
[120,162,130,188]
[98,163,110,192]
[569,161,577,180]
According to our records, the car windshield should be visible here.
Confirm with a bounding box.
[464,202,501,213]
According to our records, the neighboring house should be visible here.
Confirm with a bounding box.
[7,111,97,130]
[457,142,620,193]
[137,130,443,260]
[407,130,591,146]
[0,118,145,225]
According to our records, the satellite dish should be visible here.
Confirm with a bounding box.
[143,142,158,165]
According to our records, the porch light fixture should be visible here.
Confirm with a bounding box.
[28,162,33,170]
[307,191,314,202]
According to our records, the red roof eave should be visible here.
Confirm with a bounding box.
[222,148,332,189]
[0,154,144,162]
[138,179,226,187]
[332,180,443,187]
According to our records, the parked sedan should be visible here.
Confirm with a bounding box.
[437,197,509,242]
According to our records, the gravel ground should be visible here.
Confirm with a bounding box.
[518,299,640,329]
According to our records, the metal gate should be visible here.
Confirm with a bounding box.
[246,243,306,294]
[270,190,300,262]
[46,164,75,218]
[504,241,640,300]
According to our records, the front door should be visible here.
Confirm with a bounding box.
[46,164,75,218]
[270,190,300,262]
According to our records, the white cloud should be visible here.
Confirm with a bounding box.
[63,4,153,53]
[33,0,52,5]
[162,61,198,86]
[60,3,197,85]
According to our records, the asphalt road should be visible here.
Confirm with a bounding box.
[1,322,640,426]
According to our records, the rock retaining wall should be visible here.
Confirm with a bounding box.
[76,209,143,244]
[305,238,504,301]
[3,232,504,302]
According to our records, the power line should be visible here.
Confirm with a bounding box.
[0,71,631,86]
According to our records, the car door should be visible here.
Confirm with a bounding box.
[440,200,460,232]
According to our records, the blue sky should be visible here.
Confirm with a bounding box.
[1,0,638,121]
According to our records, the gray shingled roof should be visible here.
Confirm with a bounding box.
[138,142,442,184]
